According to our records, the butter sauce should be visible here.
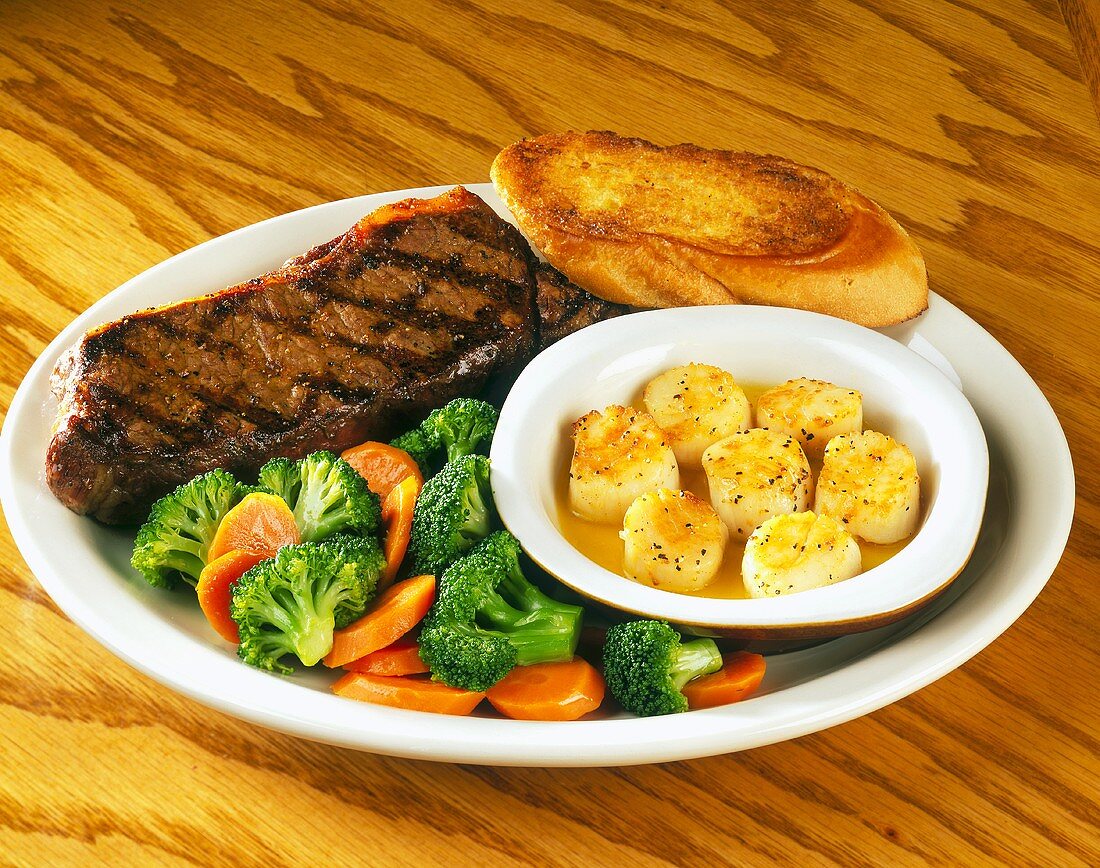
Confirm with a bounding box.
[554,381,912,600]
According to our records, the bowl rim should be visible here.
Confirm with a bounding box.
[490,305,989,633]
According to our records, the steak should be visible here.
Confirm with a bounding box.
[533,261,626,346]
[47,187,625,524]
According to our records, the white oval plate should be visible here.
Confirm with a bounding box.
[0,184,1074,766]
[491,305,987,635]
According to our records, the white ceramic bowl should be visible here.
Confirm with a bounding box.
[491,306,989,638]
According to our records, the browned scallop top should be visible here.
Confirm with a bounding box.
[570,404,669,480]
[492,131,854,258]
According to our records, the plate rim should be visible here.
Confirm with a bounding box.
[0,182,1075,766]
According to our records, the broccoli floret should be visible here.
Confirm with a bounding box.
[422,398,499,462]
[258,451,380,543]
[419,531,584,690]
[231,535,384,673]
[602,620,723,716]
[254,457,300,503]
[131,469,244,589]
[390,398,498,475]
[407,454,494,577]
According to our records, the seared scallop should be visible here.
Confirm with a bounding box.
[756,378,863,460]
[742,511,862,598]
[642,363,752,464]
[620,488,727,593]
[702,428,812,541]
[814,430,920,543]
[569,405,679,523]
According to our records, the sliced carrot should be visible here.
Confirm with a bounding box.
[196,549,269,643]
[486,657,605,721]
[380,475,418,589]
[323,574,436,668]
[332,672,484,715]
[343,637,429,676]
[207,492,300,563]
[341,441,423,500]
[681,651,766,710]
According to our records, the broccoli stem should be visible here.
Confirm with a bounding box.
[251,576,335,666]
[668,638,723,691]
[295,486,343,543]
[292,613,336,666]
[496,564,556,612]
[477,595,580,665]
[458,483,492,543]
[150,512,212,586]
[161,550,206,587]
[507,613,581,665]
[442,416,492,461]
[477,593,528,631]
[281,572,339,665]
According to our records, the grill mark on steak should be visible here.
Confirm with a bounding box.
[92,321,286,442]
[47,187,627,524]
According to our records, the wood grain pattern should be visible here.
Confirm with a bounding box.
[1,0,1098,864]
[1060,0,1100,115]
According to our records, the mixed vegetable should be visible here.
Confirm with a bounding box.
[418,531,584,691]
[407,453,494,577]
[130,397,765,719]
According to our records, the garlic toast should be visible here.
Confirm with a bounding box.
[491,131,928,327]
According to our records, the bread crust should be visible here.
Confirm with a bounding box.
[491,131,928,327]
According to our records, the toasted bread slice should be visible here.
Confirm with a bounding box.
[490,132,928,327]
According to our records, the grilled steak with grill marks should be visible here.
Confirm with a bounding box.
[47,186,625,524]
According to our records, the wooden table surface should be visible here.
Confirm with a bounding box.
[2,1,1097,864]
